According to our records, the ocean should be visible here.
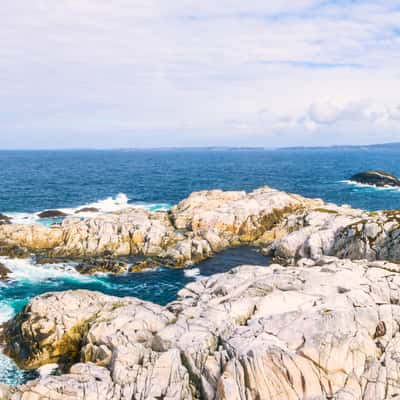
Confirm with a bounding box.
[1,147,400,384]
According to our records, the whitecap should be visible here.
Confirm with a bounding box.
[183,268,204,280]
[0,257,112,289]
[4,193,172,225]
[5,212,40,225]
[0,302,15,324]
[339,180,400,192]
[0,257,81,282]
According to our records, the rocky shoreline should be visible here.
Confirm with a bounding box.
[0,186,321,273]
[2,258,400,399]
[2,185,400,399]
[2,185,400,271]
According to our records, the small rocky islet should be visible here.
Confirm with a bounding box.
[2,186,400,398]
[350,170,400,187]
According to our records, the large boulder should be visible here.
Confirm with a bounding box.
[5,258,400,399]
[350,170,400,187]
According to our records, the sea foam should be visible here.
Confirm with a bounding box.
[340,180,400,192]
[183,268,204,280]
[4,193,171,225]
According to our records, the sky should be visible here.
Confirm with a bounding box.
[1,0,400,149]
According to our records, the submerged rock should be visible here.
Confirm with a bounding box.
[5,258,400,399]
[37,210,68,219]
[350,170,400,187]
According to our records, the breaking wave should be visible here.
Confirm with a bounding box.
[4,193,171,225]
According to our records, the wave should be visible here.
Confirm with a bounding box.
[0,352,36,386]
[183,267,204,280]
[0,257,119,293]
[4,193,172,225]
[340,180,400,192]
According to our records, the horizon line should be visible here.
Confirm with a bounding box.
[0,142,400,151]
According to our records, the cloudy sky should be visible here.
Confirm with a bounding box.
[1,0,400,148]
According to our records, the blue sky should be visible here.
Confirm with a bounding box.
[1,0,400,148]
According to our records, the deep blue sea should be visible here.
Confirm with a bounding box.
[1,147,400,384]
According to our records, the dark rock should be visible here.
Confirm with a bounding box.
[0,244,30,258]
[37,210,68,219]
[0,262,12,280]
[374,321,387,339]
[0,213,11,225]
[128,258,163,272]
[34,254,76,265]
[350,170,400,187]
[75,258,128,275]
[74,207,99,214]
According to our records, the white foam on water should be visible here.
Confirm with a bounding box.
[5,212,40,225]
[0,257,117,291]
[339,180,400,192]
[184,268,204,280]
[0,302,15,324]
[0,257,83,282]
[68,192,130,214]
[4,193,172,225]
[0,352,31,386]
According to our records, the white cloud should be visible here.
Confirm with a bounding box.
[0,0,400,148]
[306,100,395,125]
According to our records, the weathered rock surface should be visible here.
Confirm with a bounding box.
[0,187,318,265]
[3,258,400,399]
[350,170,400,187]
[266,204,367,264]
[4,185,400,269]
[267,207,400,265]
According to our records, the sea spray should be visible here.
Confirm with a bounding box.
[4,193,171,226]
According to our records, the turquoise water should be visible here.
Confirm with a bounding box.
[1,147,400,384]
[0,247,268,384]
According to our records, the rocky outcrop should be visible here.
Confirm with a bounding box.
[333,210,400,261]
[0,187,318,266]
[75,207,99,213]
[0,213,11,225]
[266,204,366,264]
[267,207,400,265]
[4,258,400,399]
[0,224,63,253]
[350,170,400,187]
[3,185,400,269]
[37,210,68,219]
